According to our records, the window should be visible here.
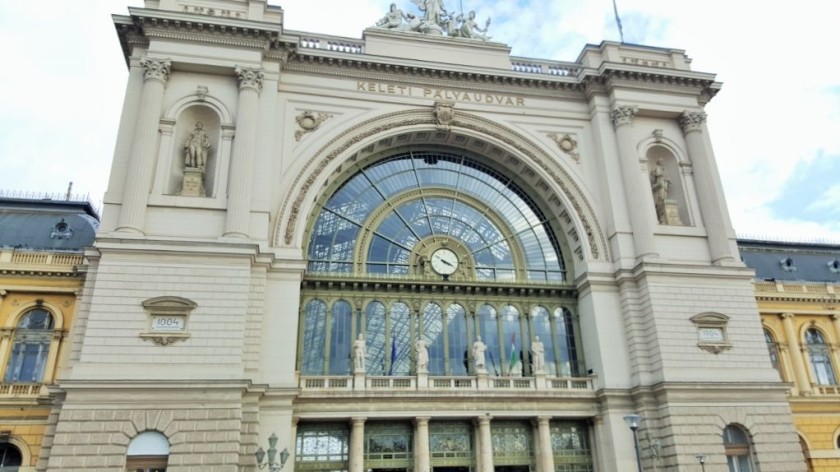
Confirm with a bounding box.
[764,329,781,374]
[805,328,837,385]
[4,309,53,383]
[0,443,22,471]
[723,425,754,472]
[126,431,169,472]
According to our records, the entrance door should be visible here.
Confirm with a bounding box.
[434,467,470,472]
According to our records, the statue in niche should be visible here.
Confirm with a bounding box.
[376,3,409,29]
[354,334,367,373]
[531,336,545,374]
[650,159,683,225]
[472,335,487,373]
[184,122,211,170]
[415,338,429,373]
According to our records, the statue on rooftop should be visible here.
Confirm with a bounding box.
[376,3,408,30]
[373,1,492,40]
[457,10,491,41]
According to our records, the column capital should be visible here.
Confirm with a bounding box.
[476,415,492,425]
[415,416,431,426]
[235,66,264,92]
[610,105,639,128]
[139,57,172,83]
[779,312,795,320]
[678,110,707,133]
[831,313,840,322]
[351,416,367,425]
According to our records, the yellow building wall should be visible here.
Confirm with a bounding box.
[759,281,840,472]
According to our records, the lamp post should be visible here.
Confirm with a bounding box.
[696,453,706,472]
[255,433,290,472]
[623,414,643,472]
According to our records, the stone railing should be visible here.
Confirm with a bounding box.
[0,249,83,269]
[813,384,840,396]
[510,57,580,77]
[0,383,46,398]
[299,34,364,54]
[300,374,594,393]
[753,281,836,295]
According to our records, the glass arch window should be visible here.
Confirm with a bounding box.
[764,328,781,375]
[4,308,54,383]
[806,328,837,385]
[723,425,754,472]
[0,443,22,470]
[307,151,565,282]
[126,431,169,472]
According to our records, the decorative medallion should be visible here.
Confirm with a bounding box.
[547,132,579,162]
[295,111,333,141]
[433,101,455,129]
[196,85,209,101]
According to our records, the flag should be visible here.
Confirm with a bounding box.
[387,337,397,375]
[508,333,517,374]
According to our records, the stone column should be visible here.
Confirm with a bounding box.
[780,313,811,395]
[536,416,554,472]
[477,416,493,472]
[116,57,171,233]
[678,111,736,264]
[610,106,658,259]
[350,417,366,472]
[223,66,264,238]
[415,416,431,472]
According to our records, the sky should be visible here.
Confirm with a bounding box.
[0,0,838,242]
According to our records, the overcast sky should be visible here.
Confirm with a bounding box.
[0,0,838,242]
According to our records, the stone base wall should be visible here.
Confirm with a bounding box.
[46,404,243,471]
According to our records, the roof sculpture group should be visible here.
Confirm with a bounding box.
[375,0,492,41]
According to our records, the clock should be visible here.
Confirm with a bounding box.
[430,248,459,276]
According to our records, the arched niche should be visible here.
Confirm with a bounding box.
[646,144,689,226]
[169,104,221,197]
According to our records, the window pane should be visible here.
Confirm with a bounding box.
[421,303,445,375]
[501,305,522,376]
[329,301,352,375]
[366,302,387,375]
[301,300,327,375]
[389,303,411,375]
[447,304,468,376]
[478,305,501,375]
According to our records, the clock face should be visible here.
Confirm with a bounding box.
[430,248,459,275]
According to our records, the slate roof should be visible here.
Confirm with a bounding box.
[0,198,99,252]
[738,239,840,284]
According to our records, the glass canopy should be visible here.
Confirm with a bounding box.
[307,150,566,282]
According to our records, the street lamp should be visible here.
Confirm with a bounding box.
[623,414,643,472]
[255,433,290,472]
[696,453,706,472]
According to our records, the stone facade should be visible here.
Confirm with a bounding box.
[37,0,809,471]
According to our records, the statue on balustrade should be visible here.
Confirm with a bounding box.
[415,338,429,373]
[472,336,487,372]
[354,334,367,373]
[531,336,545,374]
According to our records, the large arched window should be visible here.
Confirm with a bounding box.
[299,150,583,379]
[805,328,836,385]
[4,308,54,383]
[126,431,169,472]
[764,328,781,375]
[723,425,754,472]
[0,443,22,471]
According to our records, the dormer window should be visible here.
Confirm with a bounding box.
[50,219,73,240]
[780,257,796,272]
[829,259,840,274]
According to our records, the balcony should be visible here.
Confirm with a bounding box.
[0,383,46,399]
[299,374,594,395]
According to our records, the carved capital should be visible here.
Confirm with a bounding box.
[679,110,707,133]
[780,312,795,321]
[610,106,639,128]
[139,57,172,83]
[235,66,264,92]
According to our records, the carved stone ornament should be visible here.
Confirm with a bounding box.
[547,133,579,162]
[141,334,190,346]
[610,106,639,128]
[374,1,492,41]
[433,101,455,129]
[196,85,209,101]
[235,66,264,91]
[678,110,707,133]
[690,312,732,355]
[139,57,172,83]
[295,111,333,141]
[652,129,663,142]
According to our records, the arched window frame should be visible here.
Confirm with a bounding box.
[804,326,837,386]
[0,435,30,469]
[126,430,170,472]
[1,301,65,385]
[763,327,783,378]
[723,424,755,472]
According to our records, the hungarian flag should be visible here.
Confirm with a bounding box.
[508,333,517,374]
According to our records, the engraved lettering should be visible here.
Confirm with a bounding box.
[357,81,367,91]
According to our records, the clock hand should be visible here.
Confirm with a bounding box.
[440,258,454,267]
